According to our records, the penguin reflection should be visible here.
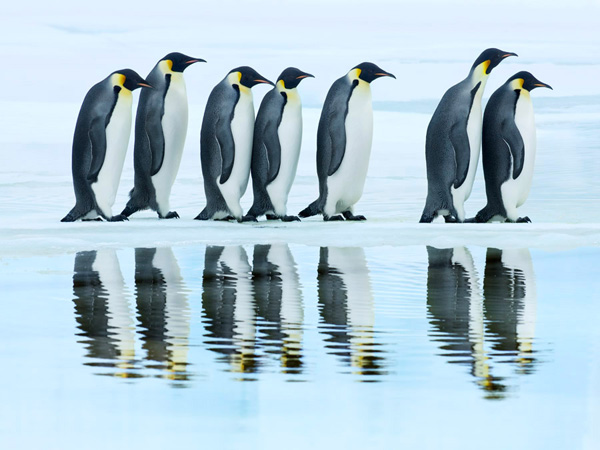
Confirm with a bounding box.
[426,246,538,397]
[317,247,384,378]
[202,246,257,374]
[73,249,136,373]
[252,244,304,374]
[134,247,190,381]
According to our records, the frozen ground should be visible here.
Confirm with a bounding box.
[1,0,600,256]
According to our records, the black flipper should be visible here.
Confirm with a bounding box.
[216,117,235,184]
[326,108,347,176]
[449,119,470,189]
[87,117,107,182]
[264,120,282,184]
[502,119,525,179]
[146,108,166,176]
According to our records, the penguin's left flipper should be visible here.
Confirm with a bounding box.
[147,109,166,176]
[450,120,470,188]
[86,117,107,182]
[264,121,282,183]
[109,214,129,222]
[501,120,525,179]
[159,211,180,219]
[326,110,347,176]
[342,211,366,221]
[216,117,235,184]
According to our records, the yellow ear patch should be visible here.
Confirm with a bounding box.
[166,60,173,70]
[510,78,525,90]
[237,71,242,82]
[111,73,126,87]
[482,60,490,74]
[277,79,286,90]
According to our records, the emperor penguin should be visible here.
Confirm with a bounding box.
[243,67,314,222]
[473,72,552,223]
[121,53,205,220]
[419,48,517,223]
[61,69,152,222]
[194,67,274,222]
[299,62,395,221]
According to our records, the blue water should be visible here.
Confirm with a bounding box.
[1,244,598,449]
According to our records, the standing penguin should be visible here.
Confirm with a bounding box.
[195,67,274,221]
[299,63,395,221]
[62,69,152,222]
[243,67,314,222]
[120,52,205,219]
[473,72,552,223]
[419,48,517,223]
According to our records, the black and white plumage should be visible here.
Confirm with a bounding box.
[195,67,274,222]
[474,72,552,223]
[121,53,205,220]
[299,62,395,221]
[419,48,517,223]
[62,69,152,222]
[243,67,314,222]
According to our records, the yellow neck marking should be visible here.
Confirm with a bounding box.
[159,59,173,74]
[510,78,525,90]
[348,68,362,81]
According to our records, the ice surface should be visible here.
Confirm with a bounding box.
[1,0,599,257]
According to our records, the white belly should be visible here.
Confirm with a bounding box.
[501,95,536,220]
[91,92,132,218]
[218,91,254,219]
[266,96,302,216]
[152,74,188,216]
[324,82,373,217]
[451,87,483,221]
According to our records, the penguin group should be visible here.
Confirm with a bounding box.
[62,48,549,224]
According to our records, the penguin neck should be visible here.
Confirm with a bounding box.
[276,81,300,103]
[158,60,184,85]
[347,69,371,90]
[110,73,132,97]
[467,62,490,91]
[227,72,252,96]
[509,78,530,100]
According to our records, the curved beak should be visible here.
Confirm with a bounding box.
[186,58,206,64]
[254,78,275,86]
[502,52,518,59]
[375,71,396,79]
[138,82,153,88]
[296,72,315,79]
[534,81,553,90]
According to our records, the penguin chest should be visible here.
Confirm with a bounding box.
[266,97,302,214]
[326,83,373,213]
[152,75,188,211]
[218,90,254,217]
[92,91,133,216]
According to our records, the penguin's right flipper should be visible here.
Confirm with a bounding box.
[146,109,166,176]
[501,120,525,179]
[87,117,107,182]
[264,121,282,184]
[449,120,470,189]
[216,117,235,184]
[326,110,347,176]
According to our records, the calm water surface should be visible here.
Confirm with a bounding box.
[2,244,599,449]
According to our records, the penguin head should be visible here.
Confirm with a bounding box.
[112,69,153,91]
[508,71,553,92]
[471,48,517,75]
[277,67,314,90]
[161,52,206,72]
[229,66,274,88]
[350,62,396,83]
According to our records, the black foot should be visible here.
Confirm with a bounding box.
[160,211,180,219]
[464,217,477,223]
[342,211,366,221]
[281,215,301,222]
[517,216,532,223]
[242,215,258,222]
[82,218,103,222]
[216,216,235,222]
[120,206,137,218]
[266,214,279,221]
[324,215,344,221]
[109,214,129,222]
[444,215,459,223]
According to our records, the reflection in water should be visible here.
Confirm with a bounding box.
[73,250,135,373]
[317,247,385,379]
[202,246,258,375]
[73,248,190,384]
[253,244,304,374]
[427,246,538,398]
[134,248,190,382]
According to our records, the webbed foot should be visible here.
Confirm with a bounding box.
[342,211,366,221]
[242,215,258,222]
[160,211,180,219]
[324,215,344,221]
[516,216,532,223]
[109,214,129,222]
[281,215,301,222]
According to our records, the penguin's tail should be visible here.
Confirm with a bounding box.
[299,200,320,218]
